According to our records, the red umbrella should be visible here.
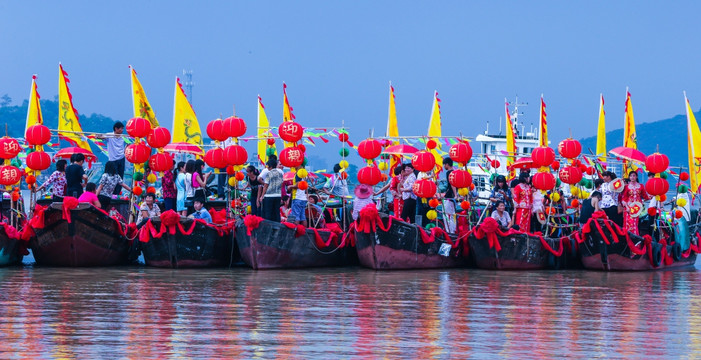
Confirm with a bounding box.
[53,146,97,162]
[509,156,534,170]
[609,146,646,163]
[164,142,204,156]
[383,144,419,155]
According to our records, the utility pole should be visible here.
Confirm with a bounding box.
[182,69,194,103]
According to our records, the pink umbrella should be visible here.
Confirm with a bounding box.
[164,142,204,156]
[509,156,534,170]
[383,144,419,156]
[609,146,646,163]
[53,146,97,162]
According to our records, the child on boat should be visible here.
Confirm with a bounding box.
[189,198,212,224]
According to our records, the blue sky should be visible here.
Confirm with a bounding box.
[1,1,699,155]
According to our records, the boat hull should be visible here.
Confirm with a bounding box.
[354,217,467,270]
[30,205,131,267]
[235,219,352,269]
[141,219,235,268]
[0,235,23,266]
[579,219,697,271]
[468,232,566,270]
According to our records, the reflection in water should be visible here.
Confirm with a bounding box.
[0,266,700,358]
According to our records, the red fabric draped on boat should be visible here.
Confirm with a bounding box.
[244,215,264,235]
[62,197,79,223]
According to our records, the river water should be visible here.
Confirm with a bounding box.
[0,265,700,359]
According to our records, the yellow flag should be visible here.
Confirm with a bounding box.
[685,94,701,193]
[427,91,443,172]
[505,100,516,176]
[282,83,295,148]
[130,66,159,127]
[538,95,547,147]
[387,83,400,175]
[58,64,91,151]
[25,75,43,130]
[596,94,606,161]
[257,95,273,165]
[172,77,202,145]
[623,90,637,149]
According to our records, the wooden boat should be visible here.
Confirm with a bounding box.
[578,214,697,271]
[354,213,468,270]
[467,217,572,270]
[0,224,24,266]
[139,214,236,268]
[29,202,134,266]
[235,216,354,269]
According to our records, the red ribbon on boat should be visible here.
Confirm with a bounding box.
[160,210,181,235]
[312,228,341,249]
[417,226,453,245]
[244,214,264,235]
[62,197,79,223]
[282,222,307,237]
[473,217,503,251]
[356,204,393,233]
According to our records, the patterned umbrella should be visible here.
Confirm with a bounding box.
[382,144,419,155]
[509,156,534,170]
[164,142,204,156]
[53,146,97,162]
[609,146,646,163]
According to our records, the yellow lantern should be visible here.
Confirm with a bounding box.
[426,210,438,220]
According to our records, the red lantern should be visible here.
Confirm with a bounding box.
[26,151,51,171]
[585,167,595,175]
[680,172,690,181]
[234,172,245,181]
[460,201,471,210]
[25,124,51,146]
[224,145,249,166]
[147,186,156,194]
[490,160,501,168]
[380,173,388,182]
[125,143,152,164]
[340,172,348,180]
[204,148,227,169]
[559,166,583,185]
[552,161,560,171]
[532,172,556,191]
[126,117,152,138]
[149,152,173,173]
[645,153,669,174]
[558,138,582,159]
[278,121,303,143]
[646,177,669,196]
[411,151,436,172]
[0,138,20,160]
[412,179,437,199]
[0,165,21,186]
[357,166,382,186]
[578,163,588,172]
[298,144,306,153]
[223,116,247,138]
[647,207,657,217]
[571,199,580,208]
[338,133,349,143]
[226,166,236,175]
[357,139,382,160]
[206,119,227,142]
[266,138,275,146]
[428,198,440,208]
[448,169,472,189]
[146,127,171,149]
[426,139,437,150]
[133,186,143,196]
[279,146,304,168]
[531,147,555,168]
[449,142,473,164]
[26,175,36,185]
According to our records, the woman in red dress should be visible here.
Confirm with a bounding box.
[620,171,650,235]
[511,172,533,233]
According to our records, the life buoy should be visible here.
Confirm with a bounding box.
[671,242,682,261]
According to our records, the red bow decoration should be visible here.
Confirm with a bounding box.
[243,215,264,235]
[62,197,79,223]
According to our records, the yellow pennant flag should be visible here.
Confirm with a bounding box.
[387,83,400,175]
[282,83,295,148]
[25,75,43,130]
[172,77,202,145]
[427,91,443,172]
[623,90,637,149]
[505,100,516,176]
[130,66,159,127]
[58,64,91,151]
[596,94,606,161]
[538,95,547,147]
[685,93,701,194]
[258,95,273,165]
